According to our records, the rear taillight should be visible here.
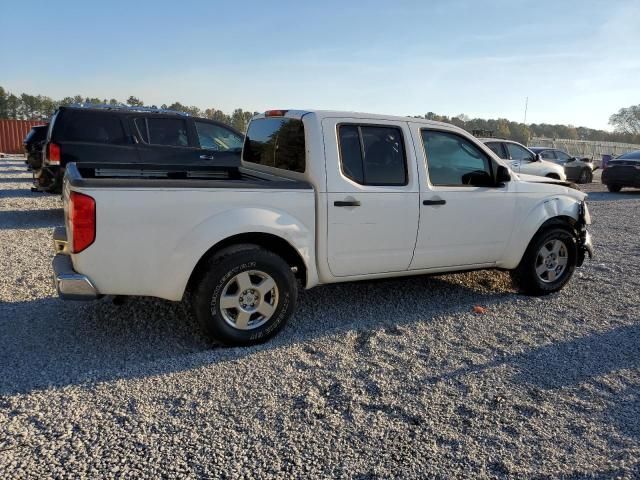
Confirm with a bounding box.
[48,142,61,164]
[265,110,288,117]
[69,192,96,253]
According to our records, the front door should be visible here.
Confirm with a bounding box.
[323,118,420,277]
[410,127,516,269]
[133,115,203,165]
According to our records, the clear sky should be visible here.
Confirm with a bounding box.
[1,0,638,130]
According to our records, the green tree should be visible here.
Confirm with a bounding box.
[127,96,144,107]
[609,104,640,135]
[0,86,8,118]
[6,94,20,119]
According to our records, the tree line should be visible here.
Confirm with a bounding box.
[418,110,640,145]
[1,85,638,144]
[0,86,257,133]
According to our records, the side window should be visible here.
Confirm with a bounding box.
[540,150,556,160]
[422,130,493,187]
[60,111,127,145]
[555,151,571,161]
[146,118,189,147]
[485,142,506,158]
[195,121,244,151]
[506,143,534,161]
[337,125,407,186]
[243,117,306,173]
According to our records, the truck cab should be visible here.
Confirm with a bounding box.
[52,110,593,345]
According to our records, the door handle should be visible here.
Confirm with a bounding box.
[423,199,446,206]
[334,200,361,207]
[200,154,215,160]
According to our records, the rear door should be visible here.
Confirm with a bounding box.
[323,118,420,277]
[53,109,138,166]
[133,115,204,165]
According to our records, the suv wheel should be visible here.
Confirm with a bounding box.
[511,227,577,296]
[192,244,297,345]
[545,173,561,180]
[579,169,592,184]
[607,184,622,193]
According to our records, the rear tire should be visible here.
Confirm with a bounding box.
[546,173,561,180]
[578,168,592,184]
[511,227,577,296]
[192,244,297,345]
[606,184,622,192]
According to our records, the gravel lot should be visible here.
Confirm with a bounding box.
[1,157,639,478]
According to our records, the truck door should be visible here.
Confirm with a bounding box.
[322,118,420,277]
[410,127,516,269]
[133,115,204,165]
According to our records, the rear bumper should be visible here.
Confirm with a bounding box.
[52,227,100,300]
[602,168,640,187]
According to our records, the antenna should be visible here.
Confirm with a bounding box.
[524,96,528,124]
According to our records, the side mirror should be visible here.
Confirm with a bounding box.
[567,157,576,163]
[496,165,511,184]
[534,153,542,162]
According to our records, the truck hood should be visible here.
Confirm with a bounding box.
[516,173,586,200]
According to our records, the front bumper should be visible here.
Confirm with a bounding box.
[52,227,100,300]
[576,202,594,267]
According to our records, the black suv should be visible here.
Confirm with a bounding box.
[37,105,244,192]
[23,124,48,170]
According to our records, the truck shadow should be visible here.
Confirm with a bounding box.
[0,272,513,396]
[0,189,51,200]
[0,177,33,184]
[0,208,63,229]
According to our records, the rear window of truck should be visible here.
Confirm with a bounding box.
[242,117,305,173]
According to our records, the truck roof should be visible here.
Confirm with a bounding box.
[255,109,464,131]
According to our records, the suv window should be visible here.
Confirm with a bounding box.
[243,117,305,173]
[338,125,407,185]
[145,118,189,147]
[485,141,506,158]
[195,121,243,151]
[540,150,556,160]
[422,130,493,186]
[554,151,571,162]
[59,111,127,144]
[506,143,534,161]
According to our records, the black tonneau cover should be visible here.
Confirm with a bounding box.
[64,162,313,190]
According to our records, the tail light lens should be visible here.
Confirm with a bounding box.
[265,110,288,117]
[48,142,61,164]
[69,192,96,253]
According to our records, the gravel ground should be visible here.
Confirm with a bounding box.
[1,157,639,479]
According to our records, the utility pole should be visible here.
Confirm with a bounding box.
[523,96,528,125]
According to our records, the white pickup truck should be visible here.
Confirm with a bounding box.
[53,110,593,345]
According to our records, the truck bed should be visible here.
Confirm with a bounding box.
[65,162,313,190]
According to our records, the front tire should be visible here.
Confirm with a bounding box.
[546,173,561,180]
[192,244,297,345]
[607,184,622,192]
[511,227,577,296]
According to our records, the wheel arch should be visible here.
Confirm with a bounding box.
[501,194,582,269]
[186,232,309,295]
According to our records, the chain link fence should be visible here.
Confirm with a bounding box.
[529,137,640,166]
